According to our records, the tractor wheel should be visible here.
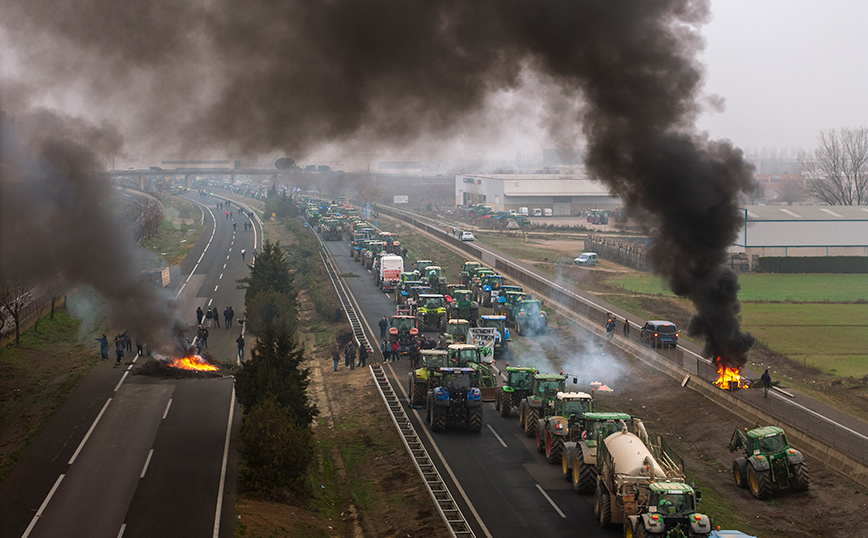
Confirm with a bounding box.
[790,461,810,491]
[430,407,446,432]
[562,452,572,481]
[732,458,748,489]
[536,426,545,453]
[546,432,564,464]
[504,340,515,361]
[410,381,426,407]
[467,407,483,433]
[499,393,511,417]
[595,485,612,528]
[518,402,526,429]
[574,458,597,494]
[524,407,539,437]
[748,465,773,500]
[482,291,491,306]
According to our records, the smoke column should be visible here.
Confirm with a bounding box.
[1,0,756,365]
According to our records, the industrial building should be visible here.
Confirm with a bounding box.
[735,205,868,257]
[455,174,619,214]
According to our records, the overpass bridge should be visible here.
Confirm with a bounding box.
[108,167,283,189]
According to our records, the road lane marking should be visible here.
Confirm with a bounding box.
[223,263,226,269]
[162,398,173,419]
[140,449,154,478]
[114,371,130,392]
[214,285,219,292]
[226,255,230,260]
[212,384,236,538]
[117,523,126,538]
[219,273,223,279]
[487,424,508,448]
[535,483,566,518]
[176,201,217,299]
[20,474,65,538]
[68,399,112,465]
[208,298,213,306]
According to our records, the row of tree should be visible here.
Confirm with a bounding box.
[235,238,317,499]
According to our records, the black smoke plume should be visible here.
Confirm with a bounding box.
[2,0,756,365]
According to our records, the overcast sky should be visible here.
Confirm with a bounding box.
[698,0,868,153]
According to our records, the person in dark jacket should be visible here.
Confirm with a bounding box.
[196,306,204,325]
[761,369,772,398]
[96,334,109,359]
[381,339,390,363]
[332,345,341,371]
[345,341,356,369]
[236,334,245,360]
[378,316,389,338]
[358,345,369,368]
[213,306,221,328]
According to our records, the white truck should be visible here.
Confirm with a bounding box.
[377,255,404,292]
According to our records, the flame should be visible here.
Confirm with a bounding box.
[171,354,218,372]
[713,360,742,389]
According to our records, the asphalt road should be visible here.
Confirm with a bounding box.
[0,193,255,538]
[322,236,619,538]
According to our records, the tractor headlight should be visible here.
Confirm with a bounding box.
[467,388,481,401]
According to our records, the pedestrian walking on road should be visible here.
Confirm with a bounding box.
[391,340,400,362]
[623,318,630,337]
[225,210,230,220]
[378,316,388,338]
[114,334,125,365]
[224,307,232,328]
[232,221,236,232]
[241,249,246,261]
[196,306,204,325]
[332,345,341,371]
[124,332,132,352]
[97,334,109,359]
[381,339,390,363]
[236,334,245,360]
[205,307,213,327]
[213,306,221,328]
[358,345,368,368]
[228,306,235,327]
[761,369,772,398]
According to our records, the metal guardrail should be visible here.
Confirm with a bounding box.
[304,219,474,537]
[373,203,868,467]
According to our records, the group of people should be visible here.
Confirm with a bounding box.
[332,340,370,371]
[196,306,236,328]
[605,313,629,341]
[96,331,144,365]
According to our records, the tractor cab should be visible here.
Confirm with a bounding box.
[444,319,470,344]
[646,482,699,518]
[446,343,482,367]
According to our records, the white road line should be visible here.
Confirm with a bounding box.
[219,273,223,279]
[175,201,217,299]
[226,255,230,260]
[162,398,173,419]
[212,385,236,538]
[68,399,112,465]
[20,474,65,538]
[486,425,508,448]
[140,449,154,478]
[114,371,130,392]
[214,285,219,292]
[208,298,213,306]
[126,364,133,371]
[535,483,566,518]
[223,263,226,269]
[116,523,126,538]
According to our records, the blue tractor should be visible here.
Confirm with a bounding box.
[426,367,484,433]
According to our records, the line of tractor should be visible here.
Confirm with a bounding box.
[303,198,799,538]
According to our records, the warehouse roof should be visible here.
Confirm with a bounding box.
[743,205,868,221]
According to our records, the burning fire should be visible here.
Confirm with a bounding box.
[170,354,218,372]
[713,360,742,389]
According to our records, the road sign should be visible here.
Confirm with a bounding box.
[470,219,477,225]
[394,195,409,204]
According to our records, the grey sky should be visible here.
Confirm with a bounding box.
[699,0,868,152]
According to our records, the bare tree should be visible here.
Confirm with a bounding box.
[799,127,868,205]
[0,277,33,346]
[777,179,806,206]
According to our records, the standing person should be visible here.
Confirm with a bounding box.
[344,341,354,368]
[236,334,245,360]
[381,339,390,363]
[623,317,630,337]
[224,307,232,328]
[391,339,400,362]
[96,334,109,359]
[196,306,204,325]
[135,339,144,357]
[410,338,421,368]
[213,306,221,328]
[114,334,125,365]
[124,332,132,352]
[205,307,213,328]
[332,344,340,371]
[347,342,357,370]
[225,210,230,220]
[228,306,235,327]
[761,369,772,398]
[606,317,615,341]
[232,221,236,232]
[241,249,246,261]
[358,344,368,368]
[378,316,388,339]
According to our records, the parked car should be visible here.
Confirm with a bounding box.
[640,320,679,348]
[574,252,598,266]
[543,208,553,217]
[532,208,543,217]
[460,231,475,242]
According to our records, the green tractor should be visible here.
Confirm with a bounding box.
[494,366,538,418]
[416,294,447,331]
[535,391,595,464]
[494,290,530,327]
[420,265,448,295]
[459,261,483,287]
[444,319,470,345]
[562,412,635,494]
[469,269,496,299]
[518,373,567,437]
[729,425,809,500]
[407,350,449,406]
[363,241,386,270]
[474,274,506,307]
[425,367,484,433]
[515,299,548,336]
[445,343,498,401]
[413,259,436,279]
[379,231,401,254]
[446,289,479,323]
[477,315,514,362]
[321,219,342,241]
[395,275,423,304]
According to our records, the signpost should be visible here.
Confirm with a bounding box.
[393,195,409,204]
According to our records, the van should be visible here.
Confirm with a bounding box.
[640,321,679,348]
[574,252,598,266]
[519,207,529,216]
[532,208,542,217]
[543,208,553,217]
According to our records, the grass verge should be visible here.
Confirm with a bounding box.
[140,195,203,266]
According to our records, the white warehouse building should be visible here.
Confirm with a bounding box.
[455,174,620,215]
[735,205,868,257]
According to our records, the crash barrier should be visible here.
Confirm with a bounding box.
[374,203,868,475]
[583,235,650,272]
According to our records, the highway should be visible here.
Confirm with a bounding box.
[0,194,257,538]
[320,234,619,537]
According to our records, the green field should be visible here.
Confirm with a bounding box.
[613,273,868,302]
